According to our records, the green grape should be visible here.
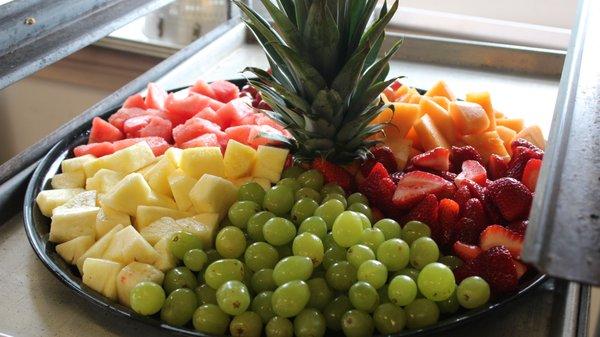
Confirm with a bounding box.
[204,259,245,289]
[321,183,346,197]
[323,232,340,250]
[295,187,322,203]
[276,244,293,258]
[277,177,302,193]
[324,295,352,331]
[273,256,313,286]
[160,288,198,326]
[244,242,279,272]
[251,268,276,293]
[325,261,357,291]
[251,291,275,323]
[182,248,208,272]
[230,311,263,337]
[298,169,324,190]
[374,303,407,334]
[346,244,375,269]
[307,277,333,310]
[457,276,490,309]
[282,165,305,179]
[294,309,326,337]
[290,198,319,224]
[292,232,324,267]
[359,227,385,252]
[349,281,380,312]
[263,217,296,246]
[265,316,294,337]
[378,285,390,303]
[228,201,261,228]
[130,281,165,316]
[395,267,420,282]
[216,226,247,258]
[410,237,440,270]
[357,260,388,289]
[195,284,217,305]
[263,185,295,216]
[322,193,348,208]
[356,212,372,229]
[347,192,369,206]
[169,231,203,259]
[298,216,328,240]
[205,249,221,264]
[438,255,464,270]
[401,221,431,245]
[216,280,250,315]
[347,202,373,221]
[388,275,418,306]
[164,267,198,294]
[247,211,275,242]
[417,262,456,301]
[377,238,410,271]
[238,182,266,204]
[341,310,374,337]
[332,211,363,247]
[437,289,460,314]
[405,298,440,329]
[374,218,401,240]
[193,304,230,335]
[271,280,310,318]
[314,199,345,230]
[323,246,347,270]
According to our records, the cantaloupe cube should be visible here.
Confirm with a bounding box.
[414,115,450,150]
[86,169,124,193]
[135,206,191,230]
[420,97,458,145]
[424,80,456,101]
[385,138,413,171]
[116,262,164,306]
[399,88,419,103]
[224,140,257,179]
[77,224,124,273]
[494,109,505,119]
[56,236,95,265]
[82,258,123,300]
[252,146,289,183]
[102,225,159,265]
[164,147,183,167]
[449,101,490,135]
[168,169,197,211]
[49,207,99,243]
[153,236,177,271]
[496,125,518,155]
[96,206,131,238]
[83,142,156,177]
[180,146,225,179]
[189,174,237,217]
[516,125,545,150]
[51,171,85,189]
[462,131,509,163]
[392,85,409,102]
[61,155,96,175]
[405,127,422,151]
[466,91,496,131]
[373,103,420,140]
[143,157,177,197]
[52,190,97,215]
[176,214,220,248]
[496,118,524,133]
[431,96,450,109]
[36,188,84,217]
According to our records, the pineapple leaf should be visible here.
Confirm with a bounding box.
[260,0,303,50]
[257,130,297,149]
[348,0,377,52]
[311,90,342,124]
[331,42,371,102]
[277,0,297,26]
[303,0,340,81]
[359,0,399,49]
[294,0,310,33]
[244,67,311,112]
[250,80,306,127]
[364,31,385,69]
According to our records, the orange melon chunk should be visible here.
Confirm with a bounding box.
[431,96,450,109]
[424,80,456,101]
[386,138,413,171]
[494,109,505,119]
[393,85,409,101]
[405,127,422,151]
[449,101,490,135]
[399,88,419,103]
[496,118,524,133]
[408,93,422,104]
[462,131,508,163]
[419,97,458,145]
[371,103,420,141]
[516,125,545,150]
[466,91,496,131]
[414,115,450,150]
[496,125,517,155]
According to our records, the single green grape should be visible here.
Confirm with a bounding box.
[438,255,464,270]
[323,246,347,270]
[251,268,276,293]
[388,275,418,306]
[216,280,250,315]
[321,183,345,197]
[325,261,357,291]
[272,256,313,286]
[182,248,208,272]
[356,212,372,229]
[457,276,491,309]
[195,284,217,305]
[341,310,374,337]
[282,165,305,179]
[401,221,431,245]
[277,178,302,193]
[271,280,310,318]
[262,217,296,246]
[417,262,456,301]
[263,185,295,216]
[322,193,348,209]
[314,199,345,230]
[251,291,275,323]
[247,211,275,242]
[347,192,369,206]
[229,311,263,337]
[169,231,203,259]
[160,288,198,326]
[377,238,410,271]
[324,295,352,331]
[265,316,294,337]
[307,277,333,310]
[238,182,266,204]
[215,226,247,258]
[164,267,198,294]
[228,200,261,229]
[244,242,279,272]
[346,244,376,269]
[298,169,324,190]
[395,267,421,282]
[130,282,165,316]
[359,227,386,252]
[204,259,245,289]
[192,304,230,335]
[290,198,319,224]
[347,202,373,222]
[295,187,321,203]
[298,216,328,240]
[349,281,380,312]
[294,309,326,337]
[374,218,401,240]
[323,232,340,250]
[405,298,440,329]
[374,303,407,334]
[357,259,388,289]
[410,237,440,270]
[437,289,460,314]
[292,232,324,267]
[332,211,363,247]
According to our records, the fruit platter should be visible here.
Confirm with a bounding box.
[24,1,549,336]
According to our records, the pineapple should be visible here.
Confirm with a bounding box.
[176,214,220,248]
[49,207,99,243]
[55,235,95,265]
[180,147,226,179]
[139,217,182,245]
[153,236,177,271]
[85,169,124,193]
[189,174,237,217]
[61,154,96,174]
[82,258,123,300]
[100,173,177,216]
[143,156,177,197]
[223,140,257,179]
[77,224,124,273]
[95,206,131,238]
[83,142,156,177]
[52,190,97,215]
[232,177,271,191]
[234,0,401,164]
[116,262,164,306]
[51,171,85,189]
[102,225,159,265]
[165,147,183,167]
[135,205,191,230]
[168,169,198,211]
[252,145,289,183]
[36,188,84,217]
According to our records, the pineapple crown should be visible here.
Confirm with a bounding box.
[235,0,402,164]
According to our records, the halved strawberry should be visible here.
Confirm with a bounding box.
[514,259,528,279]
[521,158,542,192]
[392,171,455,209]
[450,145,483,173]
[507,146,543,180]
[487,177,533,221]
[507,220,528,236]
[463,198,486,229]
[488,154,509,180]
[453,241,482,262]
[434,198,460,248]
[480,225,524,259]
[461,179,485,202]
[474,246,519,294]
[454,217,482,245]
[410,147,450,172]
[361,146,398,176]
[453,185,471,210]
[511,138,543,155]
[455,160,487,187]
[359,163,396,213]
[405,194,439,228]
[313,158,355,193]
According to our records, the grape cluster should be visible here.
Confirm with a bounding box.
[129,166,491,336]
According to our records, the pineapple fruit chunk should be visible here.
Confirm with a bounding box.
[51,171,85,189]
[83,142,156,177]
[52,190,97,215]
[143,157,176,197]
[140,217,181,246]
[86,169,124,193]
[61,154,95,174]
[96,206,131,238]
[176,214,220,248]
[100,173,176,216]
[36,188,84,217]
[165,147,183,167]
[49,207,99,243]
[224,140,256,179]
[168,169,197,211]
[180,147,226,179]
[153,236,177,271]
[102,225,159,265]
[77,224,124,273]
[189,174,237,217]
[252,145,289,183]
[135,206,191,230]
[116,262,164,306]
[82,258,123,300]
[55,236,95,265]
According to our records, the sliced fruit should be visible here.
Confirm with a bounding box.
[452,241,482,262]
[153,236,178,271]
[465,91,496,131]
[139,217,182,246]
[189,174,238,217]
[252,145,289,183]
[102,225,159,265]
[180,146,226,179]
[473,246,518,294]
[56,236,95,265]
[51,171,85,189]
[223,140,257,179]
[82,258,123,300]
[487,177,533,221]
[521,158,542,192]
[405,194,439,226]
[89,117,124,143]
[448,101,490,135]
[455,160,487,186]
[462,131,509,164]
[168,169,198,211]
[77,224,125,273]
[210,80,240,103]
[385,138,413,171]
[116,262,164,306]
[217,99,254,128]
[112,137,170,156]
[409,147,450,172]
[123,94,146,109]
[413,115,450,151]
[180,133,221,149]
[123,115,172,142]
[194,107,225,128]
[450,145,483,173]
[172,117,223,146]
[496,118,524,133]
[145,83,168,110]
[516,125,545,150]
[359,163,397,214]
[496,125,517,155]
[83,142,156,177]
[135,206,191,230]
[480,225,524,259]
[392,170,454,209]
[49,207,99,243]
[424,80,456,101]
[374,103,421,140]
[487,154,509,180]
[52,190,96,215]
[74,142,115,158]
[164,92,212,125]
[191,79,217,98]
[143,156,177,197]
[431,96,450,109]
[176,214,220,248]
[61,154,96,174]
[95,206,131,238]
[86,169,124,193]
[313,158,354,193]
[419,97,458,144]
[100,173,153,216]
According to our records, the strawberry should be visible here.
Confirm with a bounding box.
[463,198,486,229]
[480,225,524,259]
[507,220,528,236]
[454,217,482,245]
[435,199,460,248]
[454,260,480,283]
[514,259,528,279]
[409,147,450,172]
[359,163,397,214]
[511,138,543,155]
[462,179,485,202]
[392,171,455,209]
[507,146,543,180]
[313,158,355,193]
[360,146,398,176]
[453,241,482,262]
[371,207,385,222]
[405,194,439,228]
[450,146,483,173]
[484,196,505,226]
[487,177,533,221]
[521,158,542,192]
[455,160,487,186]
[390,171,403,184]
[474,246,519,294]
[488,154,509,180]
[284,154,294,170]
[453,185,472,210]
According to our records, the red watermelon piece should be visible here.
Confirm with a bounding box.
[225,125,253,145]
[217,98,254,128]
[210,80,240,103]
[145,83,167,110]
[122,94,146,109]
[89,117,124,143]
[123,115,172,142]
[193,107,225,129]
[172,117,224,146]
[113,137,170,156]
[74,142,115,157]
[235,113,258,126]
[164,92,212,126]
[256,114,285,131]
[190,80,217,99]
[248,125,283,148]
[180,133,220,149]
[108,108,160,131]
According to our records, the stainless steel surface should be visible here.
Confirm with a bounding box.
[0,0,174,90]
[521,0,600,285]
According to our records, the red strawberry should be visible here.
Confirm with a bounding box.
[507,220,528,236]
[410,147,450,172]
[474,246,519,294]
[435,199,460,248]
[488,154,509,180]
[454,260,479,283]
[453,185,472,210]
[521,158,542,192]
[284,154,294,169]
[480,225,524,259]
[487,177,533,221]
[450,146,483,173]
[313,158,355,193]
[462,179,485,202]
[359,163,397,214]
[463,198,486,228]
[454,217,482,245]
[514,259,528,279]
[507,146,543,180]
[360,146,397,176]
[405,194,439,228]
[392,171,455,209]
[484,197,505,226]
[390,171,403,184]
[511,138,543,155]
[455,160,487,187]
[453,241,482,262]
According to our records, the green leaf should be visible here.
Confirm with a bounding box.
[364,31,385,70]
[250,80,306,127]
[347,0,377,52]
[244,67,311,112]
[277,0,297,26]
[310,89,342,123]
[331,42,371,102]
[359,0,399,49]
[256,130,297,149]
[294,0,310,32]
[260,0,302,50]
[303,0,340,81]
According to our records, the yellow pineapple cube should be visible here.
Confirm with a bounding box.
[76,224,124,273]
[83,142,156,177]
[224,140,257,179]
[180,147,225,179]
[135,206,191,230]
[82,258,123,300]
[168,169,197,211]
[143,156,176,196]
[51,172,85,189]
[55,235,95,265]
[49,207,99,243]
[100,173,153,216]
[252,177,271,191]
[52,190,97,215]
[86,169,124,193]
[36,188,84,217]
[96,206,131,238]
[61,154,96,174]
[102,225,159,265]
[146,191,178,210]
[116,262,164,306]
[252,145,289,183]
[153,236,177,271]
[140,217,182,245]
[165,147,183,167]
[189,174,237,217]
[176,214,220,248]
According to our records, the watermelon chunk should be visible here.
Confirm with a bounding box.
[123,115,172,142]
[172,117,224,146]
[235,113,258,126]
[145,83,168,110]
[225,125,253,145]
[210,80,240,103]
[108,108,160,131]
[122,94,146,109]
[89,117,124,143]
[113,137,170,156]
[74,142,115,157]
[217,98,254,128]
[256,114,285,131]
[180,133,220,149]
[190,80,217,99]
[164,92,213,126]
[193,107,225,128]
[248,125,283,148]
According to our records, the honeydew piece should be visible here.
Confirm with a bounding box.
[189,174,237,218]
[462,131,509,163]
[431,96,450,109]
[176,213,220,249]
[143,156,177,197]
[52,190,97,215]
[83,142,156,177]
[61,154,96,174]
[82,258,123,300]
[100,173,153,216]
[49,207,99,243]
[419,97,458,144]
[252,145,289,183]
[168,169,197,211]
[153,236,177,272]
[139,217,182,245]
[424,80,456,101]
[224,140,257,179]
[135,206,191,230]
[102,225,159,265]
[180,147,226,179]
[55,235,95,265]
[385,138,413,171]
[496,118,524,133]
[165,147,183,167]
[85,169,125,193]
[36,188,84,217]
[96,206,131,238]
[414,115,450,150]
[76,224,124,273]
[466,91,496,131]
[449,101,490,135]
[116,262,164,307]
[51,172,85,189]
[516,125,546,150]
[496,125,518,155]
